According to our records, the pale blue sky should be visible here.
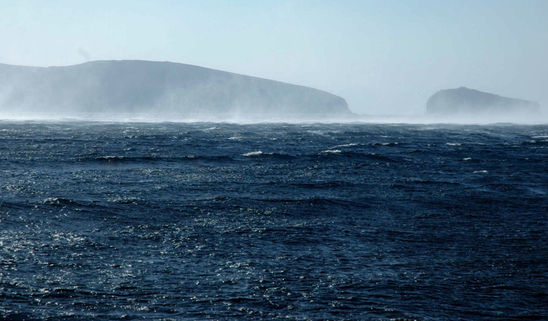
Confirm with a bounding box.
[2,0,547,115]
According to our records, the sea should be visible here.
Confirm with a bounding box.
[0,121,547,320]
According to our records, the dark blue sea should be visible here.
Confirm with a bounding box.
[1,121,547,320]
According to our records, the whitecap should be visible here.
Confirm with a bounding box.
[473,170,489,174]
[446,143,461,146]
[463,157,472,161]
[43,197,61,204]
[107,195,141,203]
[321,149,342,154]
[331,143,358,149]
[97,155,125,160]
[242,151,263,157]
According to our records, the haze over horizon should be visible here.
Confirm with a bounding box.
[2,0,547,118]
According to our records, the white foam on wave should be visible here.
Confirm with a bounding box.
[331,143,359,149]
[107,195,141,203]
[97,155,125,160]
[242,151,263,157]
[321,149,342,154]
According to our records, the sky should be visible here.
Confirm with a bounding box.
[1,0,547,116]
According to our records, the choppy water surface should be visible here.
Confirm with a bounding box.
[1,122,547,320]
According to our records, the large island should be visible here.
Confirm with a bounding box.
[0,60,351,121]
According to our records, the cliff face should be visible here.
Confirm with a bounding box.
[426,87,540,115]
[0,60,351,119]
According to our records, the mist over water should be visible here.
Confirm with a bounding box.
[0,111,352,124]
[356,111,548,125]
[1,110,546,125]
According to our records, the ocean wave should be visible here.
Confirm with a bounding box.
[241,151,296,160]
[86,155,234,164]
[320,149,342,154]
[42,197,80,206]
[242,151,263,157]
[330,143,359,149]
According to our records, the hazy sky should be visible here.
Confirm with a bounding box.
[2,0,547,115]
